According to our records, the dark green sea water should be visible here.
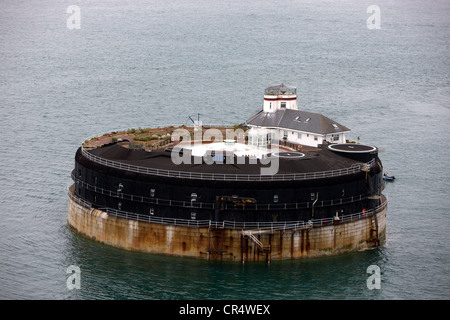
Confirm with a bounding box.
[0,0,449,300]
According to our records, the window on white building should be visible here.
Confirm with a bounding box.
[281,102,286,108]
[297,133,302,139]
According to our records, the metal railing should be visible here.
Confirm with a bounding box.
[71,173,370,211]
[80,146,374,182]
[244,231,271,252]
[69,187,386,232]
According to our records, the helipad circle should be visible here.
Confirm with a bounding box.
[272,151,305,158]
[328,143,377,153]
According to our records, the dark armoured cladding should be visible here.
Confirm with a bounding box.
[72,144,384,223]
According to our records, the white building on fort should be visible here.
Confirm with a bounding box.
[246,84,350,148]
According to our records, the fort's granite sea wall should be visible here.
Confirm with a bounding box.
[68,187,386,262]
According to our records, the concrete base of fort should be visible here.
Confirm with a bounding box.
[67,191,386,262]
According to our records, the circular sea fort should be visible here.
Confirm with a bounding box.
[68,136,386,262]
[67,85,387,262]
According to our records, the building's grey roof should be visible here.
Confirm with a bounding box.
[246,109,350,135]
[264,84,296,95]
[265,83,296,90]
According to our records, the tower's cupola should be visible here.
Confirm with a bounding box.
[263,83,298,113]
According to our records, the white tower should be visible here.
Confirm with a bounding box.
[263,84,298,113]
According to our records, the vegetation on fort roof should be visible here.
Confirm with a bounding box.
[83,124,248,151]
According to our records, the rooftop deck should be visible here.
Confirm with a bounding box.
[81,141,373,182]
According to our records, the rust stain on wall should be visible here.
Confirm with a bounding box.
[68,196,387,262]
